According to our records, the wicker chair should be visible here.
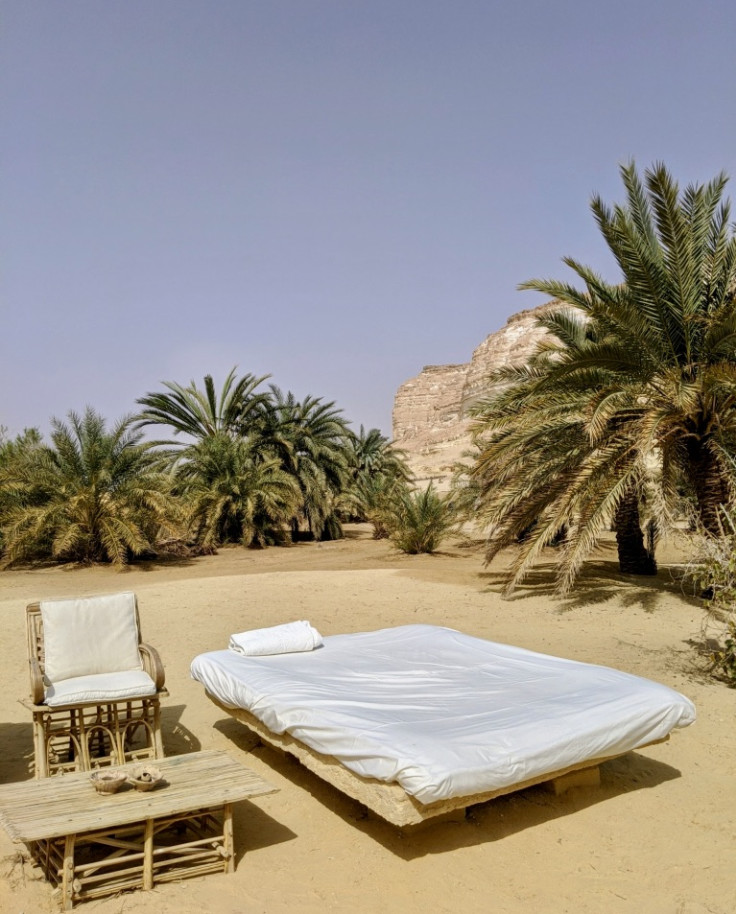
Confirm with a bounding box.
[24,592,166,778]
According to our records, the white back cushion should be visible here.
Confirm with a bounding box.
[40,592,143,683]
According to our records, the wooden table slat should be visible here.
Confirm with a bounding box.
[0,751,277,843]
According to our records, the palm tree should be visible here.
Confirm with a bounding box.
[470,308,657,590]
[352,472,409,539]
[472,162,736,591]
[257,388,353,541]
[0,409,179,566]
[0,428,44,557]
[135,369,271,445]
[179,433,300,548]
[135,373,356,545]
[344,426,412,526]
[348,426,411,484]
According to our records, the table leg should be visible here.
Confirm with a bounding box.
[143,817,154,890]
[61,833,76,911]
[223,804,234,873]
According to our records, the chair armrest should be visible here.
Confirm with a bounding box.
[29,657,45,704]
[139,643,166,691]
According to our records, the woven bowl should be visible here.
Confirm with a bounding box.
[90,769,127,794]
[128,764,163,791]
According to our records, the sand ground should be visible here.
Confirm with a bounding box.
[0,527,734,914]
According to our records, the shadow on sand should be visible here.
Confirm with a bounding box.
[479,555,705,615]
[213,717,681,860]
[164,713,298,858]
[231,801,297,864]
[0,722,35,785]
[0,705,203,785]
[160,703,202,755]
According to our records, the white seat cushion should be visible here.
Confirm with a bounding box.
[41,592,143,682]
[44,670,157,707]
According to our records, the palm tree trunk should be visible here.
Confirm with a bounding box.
[615,487,657,575]
[686,440,729,535]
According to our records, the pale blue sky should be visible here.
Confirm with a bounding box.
[3,1,736,437]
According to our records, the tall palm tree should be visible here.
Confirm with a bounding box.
[470,307,657,590]
[135,373,356,545]
[344,426,412,527]
[0,409,179,566]
[348,426,411,482]
[472,162,736,591]
[135,369,271,445]
[257,388,353,540]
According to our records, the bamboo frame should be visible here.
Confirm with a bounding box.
[33,809,233,909]
[24,599,167,778]
[0,751,277,910]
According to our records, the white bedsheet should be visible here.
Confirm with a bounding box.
[190,624,695,804]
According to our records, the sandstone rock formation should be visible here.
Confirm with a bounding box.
[392,305,556,487]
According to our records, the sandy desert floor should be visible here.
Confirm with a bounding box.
[0,527,734,914]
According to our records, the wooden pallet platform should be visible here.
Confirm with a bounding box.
[209,696,667,828]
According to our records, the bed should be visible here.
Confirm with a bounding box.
[190,624,696,827]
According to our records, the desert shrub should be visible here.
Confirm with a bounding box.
[353,474,408,539]
[712,620,736,684]
[687,506,736,686]
[386,484,458,555]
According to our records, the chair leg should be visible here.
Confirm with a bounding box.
[91,707,104,759]
[32,713,48,779]
[68,708,79,767]
[152,699,164,759]
[77,709,93,772]
[103,704,121,765]
[32,696,165,778]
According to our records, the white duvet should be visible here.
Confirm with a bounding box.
[190,624,695,805]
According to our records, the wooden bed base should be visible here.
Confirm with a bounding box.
[207,694,665,828]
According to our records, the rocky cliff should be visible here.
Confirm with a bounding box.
[392,305,555,486]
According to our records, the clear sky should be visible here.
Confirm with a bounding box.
[3,1,736,438]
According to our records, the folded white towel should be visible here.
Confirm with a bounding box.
[228,620,323,657]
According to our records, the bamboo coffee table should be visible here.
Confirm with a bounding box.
[0,750,277,910]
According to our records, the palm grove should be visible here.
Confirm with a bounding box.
[2,162,736,589]
[0,373,416,565]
